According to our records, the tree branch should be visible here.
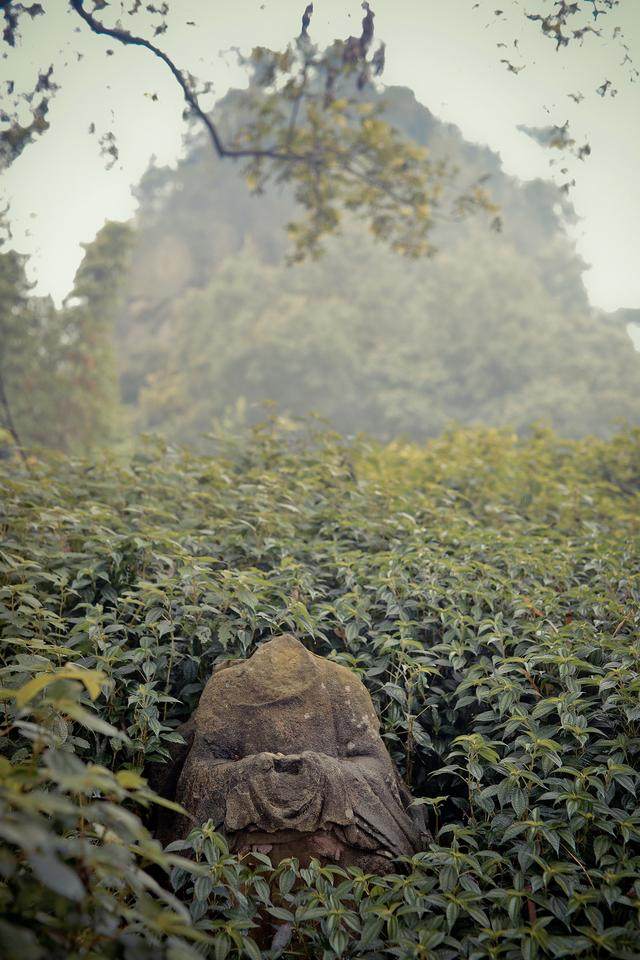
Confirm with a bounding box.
[68,0,309,164]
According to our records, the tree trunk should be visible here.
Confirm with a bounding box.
[0,367,28,465]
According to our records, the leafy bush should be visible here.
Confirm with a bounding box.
[1,421,640,958]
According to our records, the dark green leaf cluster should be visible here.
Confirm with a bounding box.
[1,421,640,957]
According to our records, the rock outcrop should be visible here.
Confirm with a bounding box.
[156,635,425,870]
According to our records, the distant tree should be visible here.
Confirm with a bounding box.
[56,220,133,450]
[0,241,38,460]
[130,222,640,442]
[0,220,131,455]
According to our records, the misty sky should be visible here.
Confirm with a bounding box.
[1,0,639,311]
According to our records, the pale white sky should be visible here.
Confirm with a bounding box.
[1,0,639,310]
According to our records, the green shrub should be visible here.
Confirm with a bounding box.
[1,421,640,958]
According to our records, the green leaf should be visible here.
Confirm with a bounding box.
[29,853,86,902]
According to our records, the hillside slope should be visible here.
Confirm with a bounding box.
[111,85,640,441]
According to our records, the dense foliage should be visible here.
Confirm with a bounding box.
[2,422,640,958]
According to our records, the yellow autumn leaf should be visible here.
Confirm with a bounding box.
[116,769,147,790]
[13,673,60,708]
[13,664,107,708]
[57,664,106,701]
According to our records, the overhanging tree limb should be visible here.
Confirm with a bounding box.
[2,2,496,263]
[69,0,308,164]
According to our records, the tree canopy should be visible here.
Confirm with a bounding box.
[110,83,640,443]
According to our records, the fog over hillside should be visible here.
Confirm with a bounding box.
[95,85,640,441]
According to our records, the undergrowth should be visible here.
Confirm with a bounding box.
[1,421,640,959]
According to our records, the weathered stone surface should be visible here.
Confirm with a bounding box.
[157,635,425,870]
